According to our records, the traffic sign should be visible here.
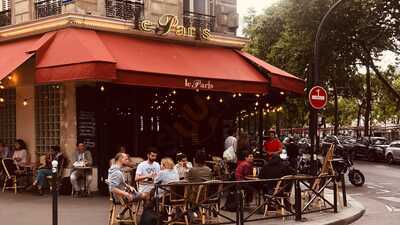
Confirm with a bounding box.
[309,86,328,109]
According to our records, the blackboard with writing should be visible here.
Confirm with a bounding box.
[77,110,96,149]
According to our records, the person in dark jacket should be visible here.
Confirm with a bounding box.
[285,138,300,169]
[259,155,296,194]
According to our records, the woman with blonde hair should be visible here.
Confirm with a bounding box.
[154,157,179,196]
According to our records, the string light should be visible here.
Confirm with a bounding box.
[100,85,105,92]
[172,90,176,95]
[255,94,260,98]
[0,97,4,103]
[7,75,12,80]
[266,103,269,107]
[219,98,223,103]
[255,102,259,106]
[263,112,267,116]
[238,93,242,97]
[280,91,285,95]
[0,85,4,89]
[23,98,28,106]
[233,93,236,98]
[206,95,211,101]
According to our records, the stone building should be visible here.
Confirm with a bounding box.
[0,0,304,192]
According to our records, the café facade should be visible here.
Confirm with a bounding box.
[0,0,304,192]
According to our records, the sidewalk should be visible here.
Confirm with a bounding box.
[0,191,364,225]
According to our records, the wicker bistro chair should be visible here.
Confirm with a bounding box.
[106,179,139,225]
[160,181,189,225]
[263,175,296,218]
[195,180,223,224]
[1,158,29,194]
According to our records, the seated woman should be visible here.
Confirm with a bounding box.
[31,146,65,195]
[12,139,29,168]
[187,149,212,183]
[155,157,179,197]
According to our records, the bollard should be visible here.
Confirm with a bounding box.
[295,180,302,221]
[333,178,338,213]
[51,160,58,225]
[341,174,347,207]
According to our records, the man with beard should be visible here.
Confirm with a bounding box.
[135,147,160,193]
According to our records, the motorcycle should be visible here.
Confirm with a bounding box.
[331,152,365,187]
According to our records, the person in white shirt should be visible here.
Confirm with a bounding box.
[135,147,160,193]
[223,128,237,163]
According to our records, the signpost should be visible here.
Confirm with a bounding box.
[309,86,328,110]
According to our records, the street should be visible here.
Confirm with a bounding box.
[347,161,400,225]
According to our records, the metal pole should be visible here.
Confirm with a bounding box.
[295,179,302,221]
[341,174,348,207]
[311,0,348,175]
[333,179,338,213]
[51,160,59,225]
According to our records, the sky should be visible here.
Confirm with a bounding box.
[237,0,279,36]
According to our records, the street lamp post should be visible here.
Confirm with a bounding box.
[52,160,59,225]
[311,0,348,174]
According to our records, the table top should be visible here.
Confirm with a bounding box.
[73,166,92,169]
[245,175,260,180]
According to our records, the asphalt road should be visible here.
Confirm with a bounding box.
[347,160,400,225]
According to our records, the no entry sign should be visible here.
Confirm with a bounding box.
[309,86,328,110]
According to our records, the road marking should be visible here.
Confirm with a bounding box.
[379,183,393,185]
[377,197,400,203]
[367,183,385,189]
[385,205,393,212]
[348,193,363,196]
[376,190,391,194]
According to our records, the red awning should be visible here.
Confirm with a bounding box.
[236,51,305,95]
[98,32,269,93]
[35,28,116,83]
[31,28,304,94]
[0,37,38,80]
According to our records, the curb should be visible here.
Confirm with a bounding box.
[326,198,365,225]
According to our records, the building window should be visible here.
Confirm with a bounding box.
[34,0,62,19]
[0,88,16,148]
[183,0,215,32]
[105,0,144,28]
[0,0,11,27]
[35,85,62,155]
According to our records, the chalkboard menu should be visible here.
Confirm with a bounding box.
[77,110,96,149]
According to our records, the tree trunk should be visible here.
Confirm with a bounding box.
[365,66,371,137]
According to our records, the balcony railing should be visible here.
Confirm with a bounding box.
[183,11,216,32]
[105,0,144,28]
[35,0,62,19]
[0,9,11,27]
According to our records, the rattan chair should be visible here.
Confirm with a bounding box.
[160,181,189,225]
[1,158,28,194]
[263,175,295,218]
[195,180,223,224]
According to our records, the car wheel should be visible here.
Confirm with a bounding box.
[387,153,394,164]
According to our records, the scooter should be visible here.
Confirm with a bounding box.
[331,152,365,187]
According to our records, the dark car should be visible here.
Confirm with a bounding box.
[321,135,345,156]
[353,137,389,161]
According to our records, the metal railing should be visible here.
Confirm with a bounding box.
[105,0,144,28]
[0,9,11,27]
[183,11,215,32]
[35,0,63,19]
[155,174,345,225]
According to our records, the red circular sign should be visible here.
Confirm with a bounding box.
[309,86,328,109]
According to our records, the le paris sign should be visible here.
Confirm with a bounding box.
[309,86,328,110]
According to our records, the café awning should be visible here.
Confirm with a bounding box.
[1,27,304,95]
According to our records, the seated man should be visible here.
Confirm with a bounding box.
[135,147,160,194]
[109,153,147,219]
[70,142,93,197]
[259,154,296,194]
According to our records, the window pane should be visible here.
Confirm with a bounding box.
[194,0,206,14]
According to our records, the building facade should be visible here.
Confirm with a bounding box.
[0,0,303,193]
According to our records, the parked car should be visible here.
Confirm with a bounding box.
[385,141,400,164]
[321,135,345,156]
[353,137,389,161]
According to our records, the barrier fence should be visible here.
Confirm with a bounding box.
[155,174,346,225]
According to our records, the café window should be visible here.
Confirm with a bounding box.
[184,0,212,15]
[35,85,62,155]
[0,88,16,148]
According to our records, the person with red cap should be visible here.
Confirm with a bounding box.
[264,131,283,158]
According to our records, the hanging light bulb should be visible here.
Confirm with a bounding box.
[263,112,267,116]
[23,99,28,106]
[0,85,4,89]
[266,103,270,107]
[238,93,242,97]
[280,91,285,95]
[0,97,4,103]
[255,101,259,106]
[100,85,105,92]
[232,93,236,98]
[219,98,223,103]
[172,90,176,95]
[255,94,260,98]
[206,95,211,101]
[8,75,12,80]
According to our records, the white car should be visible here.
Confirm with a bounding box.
[385,140,400,164]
